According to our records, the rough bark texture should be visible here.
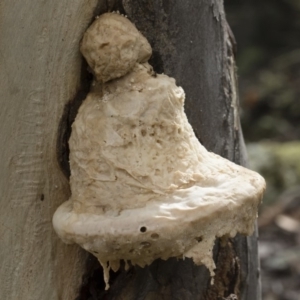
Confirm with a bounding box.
[0,1,114,299]
[0,0,260,299]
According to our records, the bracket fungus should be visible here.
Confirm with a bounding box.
[53,13,266,289]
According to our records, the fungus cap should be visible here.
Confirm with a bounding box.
[53,13,265,290]
[80,13,152,82]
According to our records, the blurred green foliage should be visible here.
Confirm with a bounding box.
[247,142,300,206]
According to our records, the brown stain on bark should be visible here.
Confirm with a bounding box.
[204,239,241,300]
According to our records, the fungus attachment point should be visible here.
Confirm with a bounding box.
[53,13,266,290]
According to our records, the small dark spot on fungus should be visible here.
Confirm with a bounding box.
[140,226,147,233]
[40,194,44,201]
[93,251,99,254]
[195,236,203,242]
[151,233,159,239]
[129,249,134,253]
[99,42,109,49]
[141,129,146,136]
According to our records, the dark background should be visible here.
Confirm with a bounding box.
[226,0,300,142]
[225,1,300,299]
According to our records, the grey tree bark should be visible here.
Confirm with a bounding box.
[0,1,260,299]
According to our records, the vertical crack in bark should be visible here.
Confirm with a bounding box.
[221,18,243,165]
[56,60,93,178]
[204,239,241,300]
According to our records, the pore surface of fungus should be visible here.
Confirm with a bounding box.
[53,13,266,289]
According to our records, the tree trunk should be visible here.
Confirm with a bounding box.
[0,1,110,299]
[0,1,260,299]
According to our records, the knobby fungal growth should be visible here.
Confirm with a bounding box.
[53,12,266,290]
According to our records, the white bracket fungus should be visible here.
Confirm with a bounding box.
[53,13,266,290]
